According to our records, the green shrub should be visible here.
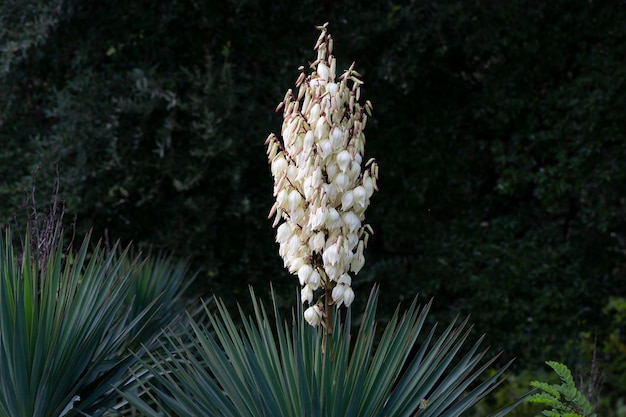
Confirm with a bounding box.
[0,227,190,416]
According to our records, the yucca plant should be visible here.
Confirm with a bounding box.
[122,287,512,417]
[123,250,196,340]
[122,22,525,417]
[0,228,189,417]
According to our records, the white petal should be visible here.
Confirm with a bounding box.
[276,223,291,243]
[322,243,341,266]
[338,273,352,286]
[308,271,321,290]
[317,62,329,81]
[333,173,349,192]
[288,190,302,213]
[341,190,354,211]
[301,285,313,304]
[326,82,338,96]
[336,150,352,173]
[352,186,367,208]
[343,287,355,307]
[332,285,345,305]
[271,155,288,178]
[298,264,313,286]
[342,211,361,232]
[309,231,325,252]
[304,305,322,326]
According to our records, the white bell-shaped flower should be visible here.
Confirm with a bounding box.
[301,285,313,304]
[304,305,322,326]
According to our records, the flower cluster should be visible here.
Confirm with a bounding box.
[265,23,378,326]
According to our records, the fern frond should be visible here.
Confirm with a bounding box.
[530,381,560,398]
[528,392,561,406]
[527,361,596,417]
[546,361,574,387]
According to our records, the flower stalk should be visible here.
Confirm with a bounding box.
[266,22,378,331]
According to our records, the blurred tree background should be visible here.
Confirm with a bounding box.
[2,0,625,413]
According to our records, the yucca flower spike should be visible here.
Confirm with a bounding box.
[266,22,378,324]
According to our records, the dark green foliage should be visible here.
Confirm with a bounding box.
[1,2,625,408]
[0,227,190,416]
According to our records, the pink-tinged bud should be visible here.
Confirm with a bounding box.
[304,305,322,326]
